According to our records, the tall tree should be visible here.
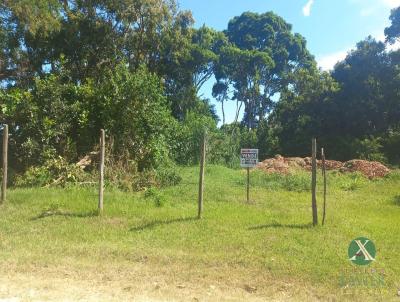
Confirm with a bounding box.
[0,0,62,85]
[267,68,339,157]
[1,0,221,119]
[213,11,314,129]
[385,6,400,44]
[267,37,400,161]
[332,38,398,138]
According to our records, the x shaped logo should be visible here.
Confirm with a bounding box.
[349,239,375,261]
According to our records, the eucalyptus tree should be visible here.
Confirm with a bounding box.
[213,11,314,129]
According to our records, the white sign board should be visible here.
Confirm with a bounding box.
[240,149,259,168]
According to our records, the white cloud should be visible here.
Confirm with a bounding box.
[372,30,400,51]
[380,0,400,8]
[360,7,376,16]
[372,30,386,41]
[317,29,400,72]
[350,0,399,16]
[351,0,400,8]
[387,40,400,50]
[302,0,314,17]
[317,49,351,71]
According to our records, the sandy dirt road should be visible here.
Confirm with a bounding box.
[0,263,320,302]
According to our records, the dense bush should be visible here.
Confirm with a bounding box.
[354,137,387,163]
[14,157,87,187]
[2,63,176,171]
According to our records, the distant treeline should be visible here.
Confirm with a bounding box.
[1,1,400,180]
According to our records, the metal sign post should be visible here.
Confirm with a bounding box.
[240,149,258,203]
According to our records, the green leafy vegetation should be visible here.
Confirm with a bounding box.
[1,1,400,189]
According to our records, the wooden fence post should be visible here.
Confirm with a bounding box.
[246,167,250,203]
[198,131,206,219]
[311,138,318,226]
[1,124,8,204]
[98,129,105,213]
[322,148,327,225]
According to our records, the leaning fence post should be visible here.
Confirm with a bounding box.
[1,124,8,204]
[321,148,327,225]
[98,129,105,213]
[198,130,206,219]
[311,138,318,226]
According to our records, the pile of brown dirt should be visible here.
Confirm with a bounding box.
[339,160,390,179]
[257,155,390,179]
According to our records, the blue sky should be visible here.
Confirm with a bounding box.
[178,0,400,124]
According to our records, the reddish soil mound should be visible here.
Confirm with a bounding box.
[340,160,390,179]
[257,155,390,179]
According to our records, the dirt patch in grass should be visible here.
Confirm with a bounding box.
[0,262,325,302]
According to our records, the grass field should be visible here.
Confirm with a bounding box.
[0,165,399,301]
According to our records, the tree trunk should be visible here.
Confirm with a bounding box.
[221,99,225,125]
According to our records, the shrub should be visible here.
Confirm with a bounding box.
[172,111,218,165]
[14,156,87,187]
[338,173,367,191]
[354,136,387,163]
[103,155,182,192]
[155,164,182,187]
[144,188,166,207]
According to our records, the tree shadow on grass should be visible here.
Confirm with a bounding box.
[248,222,313,230]
[31,209,98,220]
[130,217,197,231]
[393,195,400,206]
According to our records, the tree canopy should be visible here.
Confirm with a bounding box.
[385,6,400,44]
[1,1,400,187]
[213,12,315,129]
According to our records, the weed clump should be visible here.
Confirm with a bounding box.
[144,188,166,207]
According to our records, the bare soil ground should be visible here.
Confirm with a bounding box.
[0,263,321,302]
[257,155,390,179]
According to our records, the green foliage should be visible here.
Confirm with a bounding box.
[155,164,182,187]
[171,114,259,168]
[205,130,240,168]
[265,36,400,163]
[172,110,217,165]
[382,129,400,165]
[385,7,400,44]
[200,124,259,168]
[384,170,400,181]
[2,63,175,173]
[14,156,86,187]
[213,11,315,129]
[265,67,339,157]
[2,0,400,189]
[97,64,175,171]
[144,187,167,207]
[338,173,367,191]
[1,70,95,169]
[104,157,181,192]
[354,137,387,163]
